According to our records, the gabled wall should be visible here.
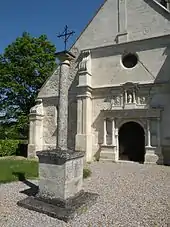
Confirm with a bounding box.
[72,0,170,51]
[91,36,170,87]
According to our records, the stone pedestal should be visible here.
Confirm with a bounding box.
[18,51,98,222]
[100,145,118,162]
[145,147,163,164]
[37,150,84,201]
[17,149,98,222]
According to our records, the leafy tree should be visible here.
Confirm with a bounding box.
[0,32,57,138]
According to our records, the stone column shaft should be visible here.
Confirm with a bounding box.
[112,119,115,146]
[57,60,70,150]
[77,98,83,134]
[125,90,127,104]
[103,119,107,145]
[115,128,119,160]
[147,119,151,147]
[157,118,161,147]
[133,91,136,104]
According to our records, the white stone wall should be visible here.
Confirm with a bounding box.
[151,93,170,145]
[91,37,170,87]
[126,0,170,41]
[92,98,106,156]
[72,0,170,51]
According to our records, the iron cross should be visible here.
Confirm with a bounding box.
[57,25,75,51]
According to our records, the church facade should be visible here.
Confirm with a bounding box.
[28,0,170,165]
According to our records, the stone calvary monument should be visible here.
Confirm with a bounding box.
[18,0,170,221]
[27,0,170,165]
[18,51,98,222]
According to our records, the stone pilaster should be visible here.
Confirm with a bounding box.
[76,50,93,162]
[111,118,116,146]
[145,118,163,164]
[28,99,44,158]
[76,88,93,162]
[116,0,127,43]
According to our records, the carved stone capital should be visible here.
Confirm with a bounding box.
[30,99,44,116]
[78,50,91,74]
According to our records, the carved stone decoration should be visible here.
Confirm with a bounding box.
[78,50,91,74]
[110,99,115,109]
[114,96,121,106]
[137,94,149,105]
[30,99,44,115]
[110,96,121,109]
[127,93,133,104]
[139,96,146,105]
[122,82,139,105]
[71,46,79,57]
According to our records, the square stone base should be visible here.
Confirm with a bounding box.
[145,147,163,164]
[17,191,98,222]
[100,145,118,162]
[37,149,85,201]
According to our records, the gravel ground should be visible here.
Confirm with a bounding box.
[0,162,170,227]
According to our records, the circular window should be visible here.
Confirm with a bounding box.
[122,53,138,68]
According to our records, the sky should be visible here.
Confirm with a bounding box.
[0,0,104,53]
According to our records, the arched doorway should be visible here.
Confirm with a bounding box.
[119,121,145,163]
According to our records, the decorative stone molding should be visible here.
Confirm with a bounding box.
[30,99,44,116]
[71,46,80,57]
[78,50,91,74]
[101,108,162,119]
[138,96,147,105]
[110,96,122,109]
[77,50,92,88]
[100,82,155,110]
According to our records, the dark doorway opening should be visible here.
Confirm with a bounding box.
[119,122,145,163]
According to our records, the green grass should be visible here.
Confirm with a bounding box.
[0,158,38,183]
[0,157,92,183]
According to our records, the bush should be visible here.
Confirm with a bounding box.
[0,140,20,157]
[83,167,92,179]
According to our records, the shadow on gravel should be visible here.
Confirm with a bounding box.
[12,172,38,196]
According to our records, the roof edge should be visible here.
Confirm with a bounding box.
[69,0,108,51]
[80,34,170,53]
[152,0,170,13]
[69,0,170,52]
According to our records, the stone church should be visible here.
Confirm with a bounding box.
[28,0,170,165]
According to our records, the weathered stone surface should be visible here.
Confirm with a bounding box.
[37,149,84,164]
[57,60,70,150]
[37,149,84,201]
[17,191,98,222]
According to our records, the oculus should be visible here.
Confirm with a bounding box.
[121,53,138,69]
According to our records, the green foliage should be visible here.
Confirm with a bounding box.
[0,140,20,156]
[83,167,92,179]
[0,123,21,139]
[0,32,57,138]
[0,158,38,183]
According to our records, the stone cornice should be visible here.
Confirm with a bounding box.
[81,34,170,59]
[101,108,162,119]
[29,114,44,121]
